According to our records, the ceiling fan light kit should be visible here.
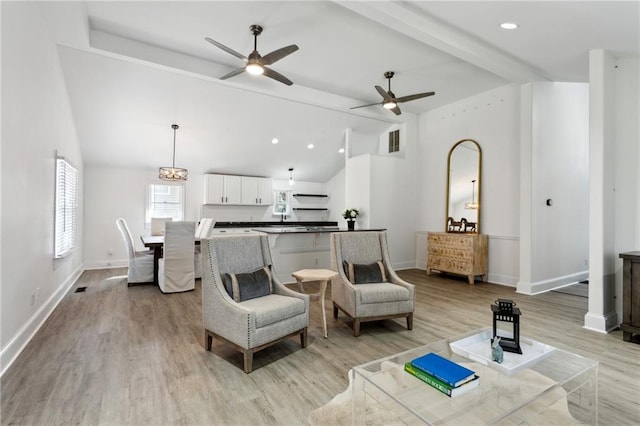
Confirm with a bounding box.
[205,24,298,85]
[351,71,435,115]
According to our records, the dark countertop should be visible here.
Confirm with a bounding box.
[214,221,338,228]
[252,227,386,234]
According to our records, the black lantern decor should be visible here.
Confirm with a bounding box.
[491,299,522,354]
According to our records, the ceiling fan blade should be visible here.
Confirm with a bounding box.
[262,66,294,86]
[219,67,246,80]
[391,105,402,115]
[260,45,299,66]
[205,37,247,61]
[395,91,436,103]
[375,85,390,100]
[350,102,383,110]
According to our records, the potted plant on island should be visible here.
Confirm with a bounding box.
[342,208,359,231]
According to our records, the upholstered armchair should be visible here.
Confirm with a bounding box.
[330,231,415,337]
[201,234,309,373]
[116,218,154,286]
[194,218,215,279]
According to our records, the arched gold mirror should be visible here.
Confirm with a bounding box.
[446,139,482,233]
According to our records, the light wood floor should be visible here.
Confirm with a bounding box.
[2,268,639,425]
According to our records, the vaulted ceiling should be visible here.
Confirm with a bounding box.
[39,1,639,182]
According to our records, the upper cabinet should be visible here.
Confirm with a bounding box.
[204,174,272,205]
[241,176,273,205]
[204,174,242,204]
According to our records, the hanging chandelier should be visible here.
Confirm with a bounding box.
[159,124,188,181]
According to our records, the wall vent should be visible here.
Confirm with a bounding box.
[388,129,400,153]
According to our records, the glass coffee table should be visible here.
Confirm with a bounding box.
[351,328,598,425]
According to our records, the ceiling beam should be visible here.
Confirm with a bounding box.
[335,1,550,83]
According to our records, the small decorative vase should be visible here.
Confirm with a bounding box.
[491,337,504,363]
[347,220,355,231]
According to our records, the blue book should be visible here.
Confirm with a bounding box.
[410,352,475,388]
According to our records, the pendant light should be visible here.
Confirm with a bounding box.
[159,124,188,181]
[465,179,478,209]
[288,168,294,186]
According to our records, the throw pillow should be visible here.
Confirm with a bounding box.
[223,266,273,302]
[342,260,387,284]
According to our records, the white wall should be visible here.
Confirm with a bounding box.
[344,115,419,269]
[518,82,589,294]
[326,167,346,224]
[345,154,371,229]
[417,84,521,285]
[1,2,84,374]
[83,166,204,268]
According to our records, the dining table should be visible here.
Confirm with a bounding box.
[140,235,200,285]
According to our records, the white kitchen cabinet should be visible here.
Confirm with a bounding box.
[241,176,273,205]
[204,174,242,204]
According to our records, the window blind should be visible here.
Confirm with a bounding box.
[147,183,184,222]
[55,157,78,258]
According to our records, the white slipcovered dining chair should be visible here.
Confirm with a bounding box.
[330,231,415,337]
[158,221,196,293]
[116,218,154,286]
[194,218,215,279]
[151,217,172,236]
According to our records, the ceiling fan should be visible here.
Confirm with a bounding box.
[351,71,435,115]
[205,24,298,86]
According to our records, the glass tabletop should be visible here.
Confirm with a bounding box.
[351,327,598,425]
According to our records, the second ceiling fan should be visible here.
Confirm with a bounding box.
[205,24,298,86]
[351,71,435,115]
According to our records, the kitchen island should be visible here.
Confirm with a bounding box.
[210,221,385,282]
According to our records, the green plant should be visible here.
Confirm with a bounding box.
[342,208,359,220]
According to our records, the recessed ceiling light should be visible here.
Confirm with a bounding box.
[307,144,314,149]
[271,138,279,144]
[338,148,345,154]
[500,22,519,30]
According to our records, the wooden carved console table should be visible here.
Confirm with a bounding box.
[427,232,488,284]
[619,251,640,342]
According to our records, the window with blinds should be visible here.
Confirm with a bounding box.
[147,183,185,223]
[55,157,78,258]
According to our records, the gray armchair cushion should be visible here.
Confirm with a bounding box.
[357,283,411,304]
[223,266,273,302]
[343,260,387,284]
[241,294,306,328]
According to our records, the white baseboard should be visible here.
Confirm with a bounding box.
[516,271,588,295]
[394,261,417,271]
[583,311,619,333]
[0,264,84,377]
[83,259,128,270]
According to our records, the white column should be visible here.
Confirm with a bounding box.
[585,49,618,333]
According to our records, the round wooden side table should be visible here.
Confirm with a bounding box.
[291,269,338,338]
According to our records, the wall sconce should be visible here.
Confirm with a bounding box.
[288,167,294,186]
[491,299,522,354]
